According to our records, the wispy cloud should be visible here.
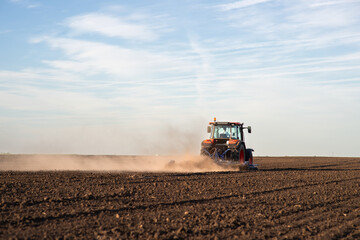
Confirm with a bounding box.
[289,4,359,28]
[310,0,360,8]
[9,0,40,8]
[66,13,157,41]
[217,0,272,11]
[0,86,111,114]
[216,0,360,49]
[33,37,195,80]
[0,30,13,34]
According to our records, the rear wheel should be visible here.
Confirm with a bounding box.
[238,144,245,164]
[246,149,253,165]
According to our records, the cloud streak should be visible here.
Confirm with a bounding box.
[218,0,272,11]
[310,0,360,8]
[34,37,194,79]
[66,13,157,41]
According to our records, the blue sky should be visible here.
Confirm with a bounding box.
[1,0,360,156]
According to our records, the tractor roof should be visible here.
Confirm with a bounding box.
[209,122,243,126]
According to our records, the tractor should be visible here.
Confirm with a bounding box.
[200,118,257,170]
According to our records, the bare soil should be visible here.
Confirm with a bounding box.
[1,156,360,239]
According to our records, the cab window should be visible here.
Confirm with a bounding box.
[231,126,239,139]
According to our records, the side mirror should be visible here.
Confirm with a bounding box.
[207,126,211,133]
[248,126,252,133]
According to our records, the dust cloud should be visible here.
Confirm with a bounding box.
[0,120,231,172]
[0,154,235,172]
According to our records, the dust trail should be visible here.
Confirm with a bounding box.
[0,154,236,172]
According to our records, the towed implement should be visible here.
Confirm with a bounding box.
[201,118,257,170]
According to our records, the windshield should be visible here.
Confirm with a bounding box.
[213,125,231,139]
[211,125,242,139]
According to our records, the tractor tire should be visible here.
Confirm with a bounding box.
[246,149,253,165]
[238,144,246,164]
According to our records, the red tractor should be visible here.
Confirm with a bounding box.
[201,118,257,170]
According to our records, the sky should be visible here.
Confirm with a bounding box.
[0,0,360,156]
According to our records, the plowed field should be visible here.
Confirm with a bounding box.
[1,156,360,239]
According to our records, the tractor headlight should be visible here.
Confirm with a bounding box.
[226,140,229,145]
